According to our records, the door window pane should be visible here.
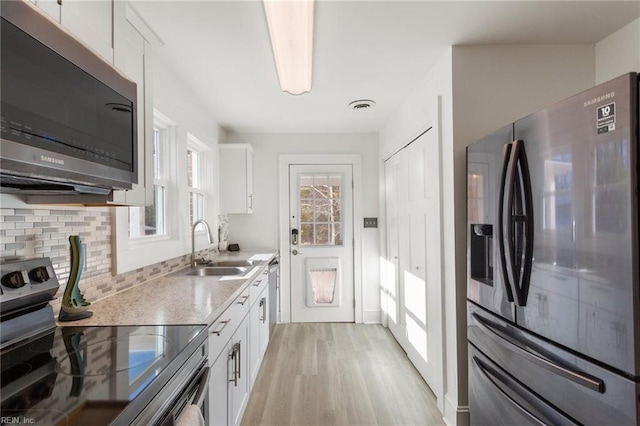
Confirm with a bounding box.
[300,224,314,245]
[299,174,343,246]
[315,224,329,245]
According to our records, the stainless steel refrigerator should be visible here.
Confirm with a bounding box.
[466,72,639,425]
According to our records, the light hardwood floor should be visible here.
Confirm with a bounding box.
[241,323,445,426]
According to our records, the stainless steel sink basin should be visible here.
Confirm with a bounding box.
[205,260,256,267]
[187,266,250,276]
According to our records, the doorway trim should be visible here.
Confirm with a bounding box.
[279,154,363,323]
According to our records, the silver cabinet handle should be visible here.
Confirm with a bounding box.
[210,320,230,336]
[229,342,241,386]
[253,279,262,287]
[260,297,266,323]
[237,295,249,305]
[237,340,242,380]
[229,345,238,386]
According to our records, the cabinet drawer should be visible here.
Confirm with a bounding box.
[249,268,269,306]
[209,288,250,360]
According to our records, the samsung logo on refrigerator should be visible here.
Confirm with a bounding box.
[40,155,64,166]
[584,91,615,107]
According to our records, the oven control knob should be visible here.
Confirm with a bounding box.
[29,267,51,283]
[2,270,29,289]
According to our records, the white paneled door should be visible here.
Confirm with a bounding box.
[384,129,444,409]
[289,164,355,323]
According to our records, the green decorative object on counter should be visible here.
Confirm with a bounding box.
[59,235,93,322]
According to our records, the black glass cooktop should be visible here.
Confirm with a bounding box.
[0,324,206,426]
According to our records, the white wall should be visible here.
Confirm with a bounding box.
[452,45,595,148]
[380,48,453,158]
[223,132,381,323]
[596,17,640,83]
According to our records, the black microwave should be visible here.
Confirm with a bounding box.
[0,1,137,195]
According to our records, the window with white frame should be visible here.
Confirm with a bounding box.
[113,105,216,274]
[187,134,206,230]
[128,112,172,238]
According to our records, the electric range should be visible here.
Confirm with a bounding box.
[0,258,208,426]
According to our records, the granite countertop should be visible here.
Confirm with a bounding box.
[58,250,277,327]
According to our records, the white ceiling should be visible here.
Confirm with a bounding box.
[131,1,640,134]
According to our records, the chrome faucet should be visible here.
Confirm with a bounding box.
[192,219,215,268]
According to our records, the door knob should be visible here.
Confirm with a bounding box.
[292,249,300,255]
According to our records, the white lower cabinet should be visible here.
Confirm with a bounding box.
[208,269,271,426]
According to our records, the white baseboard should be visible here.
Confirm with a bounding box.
[443,393,469,426]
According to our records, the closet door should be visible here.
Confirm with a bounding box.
[384,128,444,409]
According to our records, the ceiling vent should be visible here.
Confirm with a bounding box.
[348,99,376,110]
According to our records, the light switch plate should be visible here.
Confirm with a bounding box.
[364,218,378,228]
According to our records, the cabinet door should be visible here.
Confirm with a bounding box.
[229,315,250,426]
[60,0,113,63]
[209,343,231,426]
[219,145,254,214]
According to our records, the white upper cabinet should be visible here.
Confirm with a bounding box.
[219,144,254,214]
[34,0,114,63]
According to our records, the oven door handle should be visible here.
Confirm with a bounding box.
[192,366,211,408]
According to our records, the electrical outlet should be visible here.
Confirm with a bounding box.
[363,218,378,228]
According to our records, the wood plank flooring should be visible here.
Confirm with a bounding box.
[241,323,445,426]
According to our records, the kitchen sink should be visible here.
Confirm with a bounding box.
[204,260,257,267]
[187,266,250,276]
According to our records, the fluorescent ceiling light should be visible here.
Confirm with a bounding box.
[263,0,314,95]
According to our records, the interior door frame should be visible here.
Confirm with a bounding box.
[278,154,364,323]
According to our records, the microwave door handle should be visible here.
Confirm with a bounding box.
[498,143,515,302]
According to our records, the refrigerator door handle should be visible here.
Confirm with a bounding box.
[497,143,515,302]
[502,140,534,306]
[472,356,554,426]
[472,313,605,393]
